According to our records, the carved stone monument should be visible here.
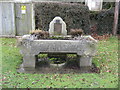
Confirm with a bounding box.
[49,16,67,36]
[18,35,97,70]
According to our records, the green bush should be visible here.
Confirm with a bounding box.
[97,8,115,35]
[34,2,90,34]
[89,8,115,35]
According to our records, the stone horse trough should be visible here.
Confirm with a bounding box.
[17,35,97,72]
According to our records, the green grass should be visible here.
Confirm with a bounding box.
[0,36,118,88]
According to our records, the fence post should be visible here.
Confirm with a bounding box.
[113,0,119,35]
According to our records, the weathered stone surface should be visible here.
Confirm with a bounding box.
[23,55,36,68]
[18,35,97,69]
[49,16,67,36]
[79,56,92,67]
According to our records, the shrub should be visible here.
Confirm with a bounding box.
[30,29,49,39]
[96,8,115,35]
[89,8,115,35]
[34,2,90,34]
[70,29,83,37]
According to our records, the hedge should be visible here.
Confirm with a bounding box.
[96,8,115,35]
[34,2,118,35]
[34,2,90,34]
[89,7,115,35]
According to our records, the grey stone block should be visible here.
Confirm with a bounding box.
[79,56,92,67]
[23,55,36,68]
[49,16,67,36]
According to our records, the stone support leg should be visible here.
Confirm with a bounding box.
[23,55,36,69]
[78,55,92,67]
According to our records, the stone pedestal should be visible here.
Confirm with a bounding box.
[23,55,36,68]
[79,56,92,67]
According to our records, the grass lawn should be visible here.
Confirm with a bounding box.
[0,36,118,88]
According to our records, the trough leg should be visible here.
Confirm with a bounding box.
[23,55,36,70]
[78,55,92,67]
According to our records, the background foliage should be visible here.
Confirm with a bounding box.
[34,2,119,35]
[35,2,90,34]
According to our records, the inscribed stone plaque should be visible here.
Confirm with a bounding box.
[54,23,62,35]
[49,16,67,36]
